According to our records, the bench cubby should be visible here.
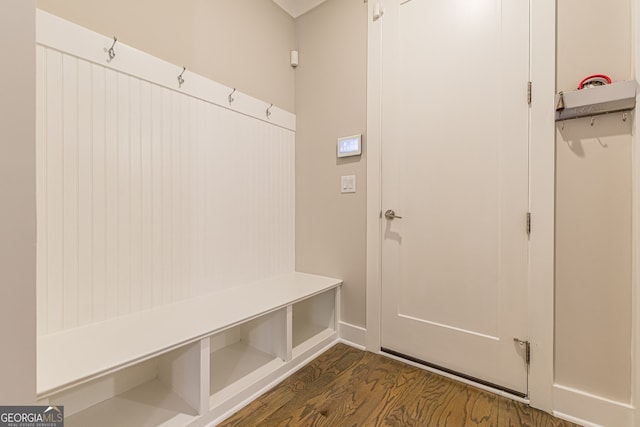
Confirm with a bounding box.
[210,309,288,407]
[40,342,203,427]
[292,288,338,357]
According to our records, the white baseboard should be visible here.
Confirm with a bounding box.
[338,321,366,348]
[552,411,603,427]
[553,384,633,427]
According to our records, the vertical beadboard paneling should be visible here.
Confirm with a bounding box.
[139,80,153,311]
[37,45,296,335]
[266,123,276,276]
[181,95,191,299]
[170,91,182,302]
[129,77,142,313]
[208,103,220,287]
[36,45,48,335]
[186,97,197,298]
[117,73,131,316]
[62,53,79,330]
[256,118,268,279]
[284,128,295,271]
[161,88,172,305]
[104,68,119,320]
[150,85,163,308]
[91,64,107,323]
[45,48,64,334]
[192,99,207,296]
[77,59,93,327]
[287,129,296,271]
[233,113,250,284]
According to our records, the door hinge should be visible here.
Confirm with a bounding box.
[527,81,532,105]
[513,338,531,366]
[526,212,531,236]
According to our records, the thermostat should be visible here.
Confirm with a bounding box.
[337,134,362,158]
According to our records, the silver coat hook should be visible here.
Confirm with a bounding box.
[228,88,236,104]
[590,117,595,127]
[556,91,565,110]
[106,36,117,62]
[177,67,186,88]
[623,111,628,122]
[266,104,273,119]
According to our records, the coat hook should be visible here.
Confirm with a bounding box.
[266,103,273,119]
[623,111,628,122]
[561,121,565,131]
[228,88,236,104]
[590,117,595,127]
[177,67,186,88]
[106,36,117,62]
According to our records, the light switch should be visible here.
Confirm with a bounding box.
[341,175,356,193]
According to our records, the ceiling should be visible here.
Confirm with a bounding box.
[272,0,329,18]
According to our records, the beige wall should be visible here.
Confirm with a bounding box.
[295,0,368,328]
[555,0,633,402]
[0,0,37,404]
[37,0,296,112]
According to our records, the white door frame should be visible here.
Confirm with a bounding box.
[365,0,557,412]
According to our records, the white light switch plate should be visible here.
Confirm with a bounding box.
[341,175,356,193]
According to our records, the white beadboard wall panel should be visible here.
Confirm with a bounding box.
[139,80,153,313]
[62,53,79,330]
[36,45,48,336]
[77,59,93,327]
[36,18,295,335]
[160,88,172,306]
[151,84,163,310]
[129,77,142,314]
[117,73,131,317]
[45,48,64,334]
[91,63,107,324]
[104,68,118,322]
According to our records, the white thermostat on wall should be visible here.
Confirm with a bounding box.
[337,134,362,158]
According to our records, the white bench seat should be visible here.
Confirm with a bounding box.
[37,272,342,397]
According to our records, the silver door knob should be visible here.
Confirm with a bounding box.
[384,209,403,220]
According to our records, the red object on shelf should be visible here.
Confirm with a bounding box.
[578,74,612,90]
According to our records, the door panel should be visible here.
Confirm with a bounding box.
[381,0,530,394]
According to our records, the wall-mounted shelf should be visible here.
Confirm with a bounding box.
[555,80,637,121]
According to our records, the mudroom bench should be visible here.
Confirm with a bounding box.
[37,272,342,427]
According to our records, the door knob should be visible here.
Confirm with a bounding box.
[384,209,403,220]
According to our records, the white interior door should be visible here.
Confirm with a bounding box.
[380,0,531,395]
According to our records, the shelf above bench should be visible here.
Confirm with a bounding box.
[37,272,342,397]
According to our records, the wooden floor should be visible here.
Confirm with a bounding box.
[219,343,580,427]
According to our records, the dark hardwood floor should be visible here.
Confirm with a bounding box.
[218,343,580,427]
